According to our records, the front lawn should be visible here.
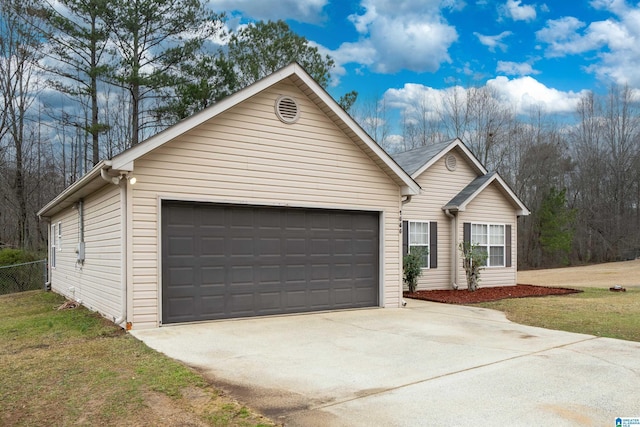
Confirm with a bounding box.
[475,287,640,342]
[0,291,274,427]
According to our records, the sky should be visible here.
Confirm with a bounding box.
[207,0,640,131]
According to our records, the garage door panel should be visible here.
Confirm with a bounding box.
[285,264,306,281]
[162,202,379,323]
[230,265,253,284]
[166,236,194,256]
[200,266,225,285]
[285,238,306,254]
[258,265,281,283]
[201,237,225,256]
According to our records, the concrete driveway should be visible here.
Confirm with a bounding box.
[132,300,640,426]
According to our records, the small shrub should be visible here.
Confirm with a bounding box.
[403,247,427,293]
[0,249,37,266]
[459,242,487,292]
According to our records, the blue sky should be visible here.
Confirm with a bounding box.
[207,0,640,126]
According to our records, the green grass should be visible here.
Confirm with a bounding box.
[474,287,640,342]
[0,291,273,427]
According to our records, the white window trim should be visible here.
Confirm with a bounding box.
[51,223,57,269]
[470,222,505,268]
[409,220,430,269]
[57,221,62,251]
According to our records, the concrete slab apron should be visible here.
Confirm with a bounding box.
[132,300,640,426]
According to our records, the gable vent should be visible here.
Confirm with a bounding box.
[445,154,457,171]
[275,95,300,124]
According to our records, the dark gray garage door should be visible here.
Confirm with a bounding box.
[162,201,379,324]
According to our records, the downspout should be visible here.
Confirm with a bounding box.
[400,195,412,307]
[444,209,459,290]
[100,163,128,329]
[114,181,127,328]
[43,218,51,291]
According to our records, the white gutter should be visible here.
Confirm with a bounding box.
[444,209,459,290]
[38,160,109,218]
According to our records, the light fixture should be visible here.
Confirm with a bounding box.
[126,174,137,185]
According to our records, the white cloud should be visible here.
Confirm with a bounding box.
[383,76,587,120]
[474,31,513,52]
[536,2,640,86]
[496,61,540,76]
[385,83,448,115]
[502,0,536,21]
[536,17,603,56]
[207,0,328,24]
[486,76,588,114]
[333,0,459,74]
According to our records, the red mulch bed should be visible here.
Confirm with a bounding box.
[404,284,582,304]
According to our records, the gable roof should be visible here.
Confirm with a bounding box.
[39,63,420,218]
[443,171,530,216]
[391,138,487,178]
[109,62,419,195]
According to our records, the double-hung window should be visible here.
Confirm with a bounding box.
[409,221,430,268]
[471,223,505,267]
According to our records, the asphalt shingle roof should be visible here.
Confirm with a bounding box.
[390,139,455,176]
[443,171,497,210]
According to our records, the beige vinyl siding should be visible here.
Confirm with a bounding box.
[458,182,518,287]
[129,79,402,329]
[402,147,478,290]
[49,184,123,320]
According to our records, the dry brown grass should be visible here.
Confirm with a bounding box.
[518,259,640,288]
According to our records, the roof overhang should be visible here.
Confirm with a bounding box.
[37,160,131,219]
[443,172,530,216]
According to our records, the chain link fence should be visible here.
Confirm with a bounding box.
[0,260,48,295]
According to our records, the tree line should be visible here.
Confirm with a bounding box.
[1,0,639,268]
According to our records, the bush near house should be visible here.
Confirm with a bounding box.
[460,242,488,292]
[403,248,427,293]
[0,249,45,295]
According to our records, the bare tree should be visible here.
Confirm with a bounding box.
[437,85,515,171]
[0,0,43,248]
[352,93,393,150]
[401,95,442,150]
[570,86,640,262]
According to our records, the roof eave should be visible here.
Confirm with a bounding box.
[37,160,111,219]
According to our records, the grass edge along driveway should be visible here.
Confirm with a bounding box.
[474,287,640,342]
[0,291,275,427]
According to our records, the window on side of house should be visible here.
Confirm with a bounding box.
[409,221,430,268]
[57,221,62,251]
[470,223,505,267]
[51,223,56,268]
